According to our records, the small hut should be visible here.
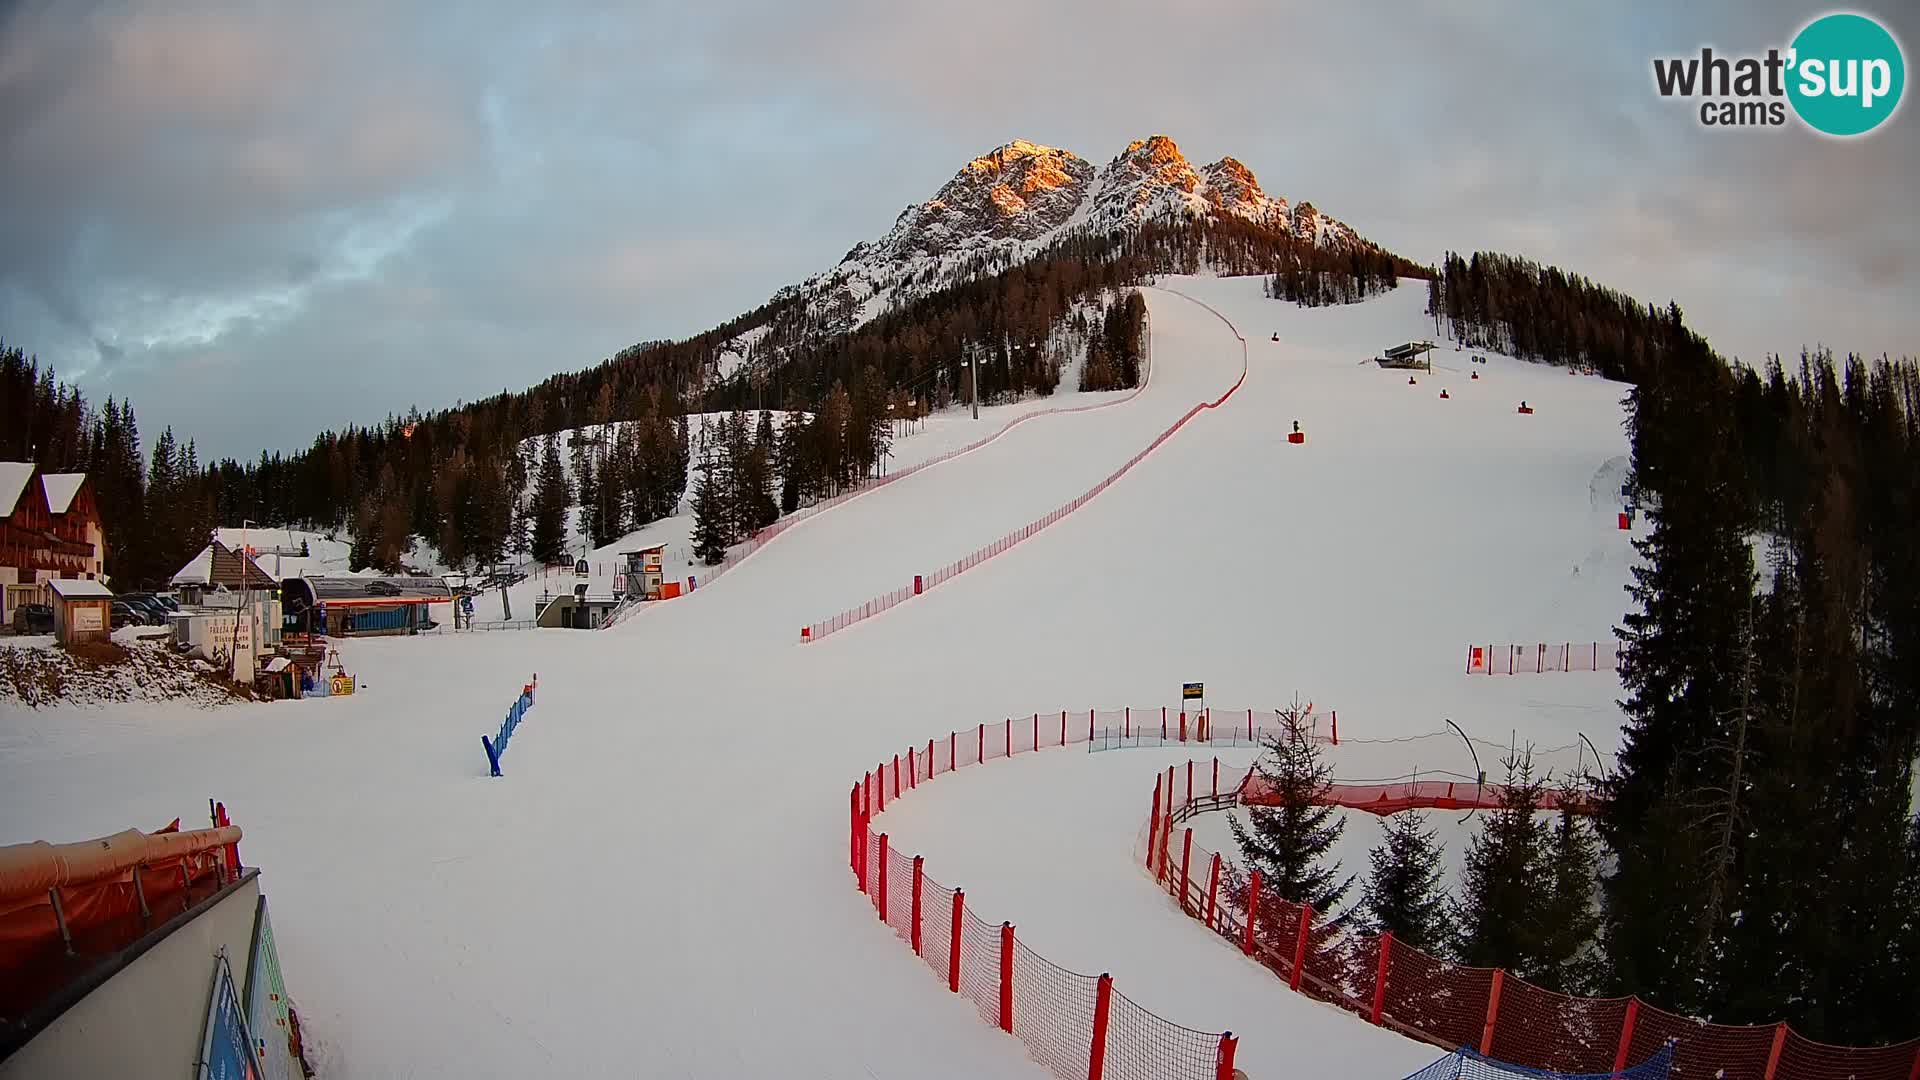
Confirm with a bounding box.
[48,578,113,647]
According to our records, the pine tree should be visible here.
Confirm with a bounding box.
[530,434,571,564]
[1360,811,1452,954]
[1454,752,1549,974]
[1228,701,1353,914]
[689,452,731,565]
[1535,806,1602,994]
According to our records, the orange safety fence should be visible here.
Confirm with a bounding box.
[806,291,1250,644]
[1466,642,1622,675]
[851,710,1239,1080]
[1146,772,1920,1080]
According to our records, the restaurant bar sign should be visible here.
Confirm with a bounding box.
[1182,682,1204,701]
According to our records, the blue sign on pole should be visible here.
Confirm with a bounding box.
[199,950,260,1080]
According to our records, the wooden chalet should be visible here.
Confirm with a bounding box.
[1,464,105,628]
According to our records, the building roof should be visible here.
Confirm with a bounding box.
[0,462,34,518]
[290,575,452,604]
[40,473,86,514]
[48,578,114,599]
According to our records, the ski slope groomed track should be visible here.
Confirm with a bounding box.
[0,276,1643,1078]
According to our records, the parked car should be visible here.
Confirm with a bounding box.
[12,603,53,634]
[119,595,171,624]
[110,602,145,629]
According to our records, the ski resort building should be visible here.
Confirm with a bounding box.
[0,464,105,628]
[280,575,451,637]
[1375,341,1436,369]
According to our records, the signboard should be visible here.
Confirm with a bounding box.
[230,613,256,683]
[245,898,296,1080]
[73,606,104,632]
[329,674,355,696]
[198,951,260,1080]
[1182,682,1204,700]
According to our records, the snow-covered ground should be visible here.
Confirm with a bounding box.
[0,275,1639,1078]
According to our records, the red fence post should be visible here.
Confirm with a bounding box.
[1006,721,1012,759]
[927,739,934,778]
[1147,775,1163,872]
[1205,853,1221,928]
[893,754,901,797]
[1162,706,1168,739]
[1213,757,1219,797]
[1290,902,1313,990]
[850,783,860,877]
[1180,710,1188,742]
[1762,1023,1787,1080]
[1088,708,1094,743]
[877,763,886,812]
[949,890,965,992]
[1332,710,1339,745]
[1371,931,1394,1026]
[1243,871,1261,956]
[877,834,890,924]
[999,923,1015,1034]
[949,731,956,772]
[1089,973,1113,1080]
[1124,707,1130,738]
[1179,828,1194,911]
[1060,709,1067,746]
[978,723,984,764]
[1612,998,1640,1077]
[1186,760,1194,812]
[1479,967,1505,1054]
[1033,713,1039,752]
[911,855,924,955]
[1216,1034,1238,1080]
[908,747,916,790]
[1907,1045,1920,1080]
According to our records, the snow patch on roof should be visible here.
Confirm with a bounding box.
[41,473,85,514]
[48,578,113,598]
[0,462,33,517]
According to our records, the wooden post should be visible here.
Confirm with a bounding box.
[1287,903,1314,990]
[1611,998,1640,1077]
[1147,775,1162,872]
[1205,853,1221,928]
[949,890,965,993]
[1762,1023,1787,1080]
[1088,974,1113,1080]
[877,834,890,924]
[1480,969,1506,1055]
[1242,871,1261,955]
[911,856,924,955]
[1179,828,1194,911]
[1371,931,1394,1026]
[999,922,1015,1034]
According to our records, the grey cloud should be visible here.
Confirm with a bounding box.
[0,0,1914,458]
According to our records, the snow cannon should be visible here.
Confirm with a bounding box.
[1517,401,1535,415]
[1270,332,1279,342]
[1439,389,1450,400]
[1287,420,1305,445]
[1408,375,1417,385]
[1471,371,1480,380]
[1619,512,1632,531]
[800,626,812,642]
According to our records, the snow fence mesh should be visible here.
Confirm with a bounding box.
[1158,776,1920,1080]
[852,711,1234,1080]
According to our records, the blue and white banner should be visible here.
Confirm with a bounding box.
[244,897,296,1080]
[198,950,260,1080]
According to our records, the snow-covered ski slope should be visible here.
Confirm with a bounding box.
[0,276,1638,1078]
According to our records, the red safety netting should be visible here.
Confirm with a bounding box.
[851,706,1239,1080]
[1147,774,1920,1080]
[806,322,1248,643]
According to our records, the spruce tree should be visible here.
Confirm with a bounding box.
[1454,751,1549,974]
[1360,811,1452,954]
[530,434,571,564]
[1228,701,1353,914]
[1535,806,1602,994]
[689,453,731,565]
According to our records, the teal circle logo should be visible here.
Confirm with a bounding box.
[1787,13,1905,136]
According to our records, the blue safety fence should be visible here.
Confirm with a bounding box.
[480,674,538,777]
[1403,1043,1674,1080]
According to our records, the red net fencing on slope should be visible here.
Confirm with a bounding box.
[849,714,1238,1080]
[1465,642,1622,675]
[1149,775,1920,1080]
[806,308,1248,644]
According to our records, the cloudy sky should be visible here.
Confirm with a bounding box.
[2,1,1914,458]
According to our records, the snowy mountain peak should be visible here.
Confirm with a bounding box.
[762,135,1378,343]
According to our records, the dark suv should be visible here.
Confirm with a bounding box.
[11,603,53,634]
